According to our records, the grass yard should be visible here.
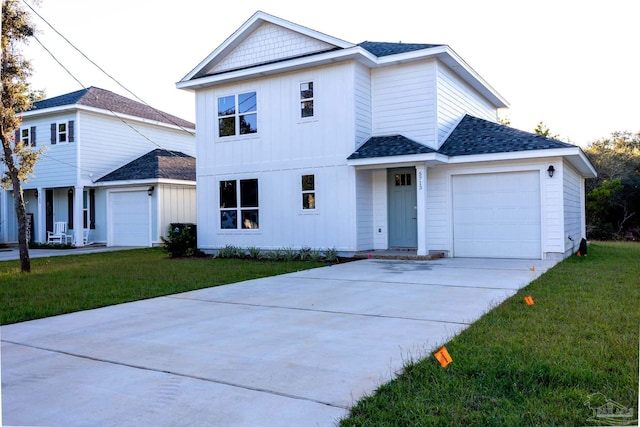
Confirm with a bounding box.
[0,248,325,325]
[341,241,639,426]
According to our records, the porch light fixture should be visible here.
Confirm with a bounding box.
[547,165,555,178]
[147,186,155,196]
[34,189,38,198]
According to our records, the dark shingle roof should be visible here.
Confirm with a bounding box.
[96,149,195,183]
[347,135,435,160]
[439,115,575,156]
[358,41,443,57]
[348,115,575,160]
[30,87,195,129]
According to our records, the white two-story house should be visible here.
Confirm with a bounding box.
[1,87,196,247]
[177,11,596,260]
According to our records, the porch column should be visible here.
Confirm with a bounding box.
[37,187,45,242]
[416,164,428,256]
[73,186,84,246]
[0,190,7,243]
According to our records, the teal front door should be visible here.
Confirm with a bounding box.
[388,168,417,248]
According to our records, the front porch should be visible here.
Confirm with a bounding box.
[352,248,445,261]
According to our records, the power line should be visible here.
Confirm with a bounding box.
[22,0,195,137]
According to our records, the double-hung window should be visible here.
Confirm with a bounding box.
[301,175,315,210]
[220,179,259,229]
[300,82,314,118]
[217,92,257,137]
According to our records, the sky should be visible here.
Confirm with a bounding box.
[19,0,640,147]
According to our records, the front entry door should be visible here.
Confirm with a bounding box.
[46,189,54,234]
[388,168,417,248]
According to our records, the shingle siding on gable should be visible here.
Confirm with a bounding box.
[211,22,335,74]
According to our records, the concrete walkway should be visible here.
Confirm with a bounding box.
[1,257,557,426]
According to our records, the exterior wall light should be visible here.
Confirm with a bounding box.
[547,165,555,178]
[148,186,155,196]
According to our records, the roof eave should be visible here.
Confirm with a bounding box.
[347,152,446,169]
[180,10,354,83]
[445,147,597,177]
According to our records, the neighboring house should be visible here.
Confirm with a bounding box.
[177,11,596,260]
[0,87,196,247]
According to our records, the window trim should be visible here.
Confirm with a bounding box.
[217,91,258,138]
[57,122,68,144]
[219,178,260,230]
[299,81,314,119]
[301,174,316,211]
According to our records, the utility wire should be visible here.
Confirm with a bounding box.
[22,0,195,137]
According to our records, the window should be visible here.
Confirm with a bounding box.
[220,179,259,229]
[395,173,411,186]
[58,123,68,143]
[301,174,315,209]
[300,82,313,118]
[17,126,36,147]
[50,121,74,145]
[217,92,257,137]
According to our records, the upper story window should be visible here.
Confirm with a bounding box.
[50,121,75,144]
[300,82,314,118]
[301,174,315,209]
[217,92,257,137]
[15,126,36,147]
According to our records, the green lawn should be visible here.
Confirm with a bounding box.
[341,241,639,426]
[0,248,324,325]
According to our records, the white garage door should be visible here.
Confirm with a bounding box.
[109,191,151,246]
[452,171,541,259]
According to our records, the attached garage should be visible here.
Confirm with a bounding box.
[452,171,541,259]
[108,190,151,246]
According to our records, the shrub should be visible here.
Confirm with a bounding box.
[161,224,198,258]
[216,245,241,259]
[247,246,262,259]
[324,247,338,262]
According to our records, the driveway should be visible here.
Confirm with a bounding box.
[1,257,557,426]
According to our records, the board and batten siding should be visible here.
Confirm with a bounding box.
[157,184,197,244]
[436,62,497,146]
[195,62,360,251]
[371,60,438,149]
[562,161,583,253]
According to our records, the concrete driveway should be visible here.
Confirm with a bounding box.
[1,257,557,426]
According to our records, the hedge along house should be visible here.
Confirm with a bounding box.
[177,11,596,260]
[0,87,196,247]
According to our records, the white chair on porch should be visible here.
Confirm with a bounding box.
[47,221,70,244]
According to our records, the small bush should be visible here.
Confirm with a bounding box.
[216,245,241,259]
[161,224,198,258]
[299,247,311,261]
[247,246,262,259]
[324,247,339,262]
[282,247,297,261]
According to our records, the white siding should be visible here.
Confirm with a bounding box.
[210,22,335,74]
[157,184,197,244]
[354,63,372,147]
[355,169,373,250]
[24,113,78,189]
[371,60,438,148]
[79,111,195,185]
[195,62,359,251]
[371,170,388,249]
[563,161,583,253]
[436,62,497,146]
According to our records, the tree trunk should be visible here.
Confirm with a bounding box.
[1,134,31,272]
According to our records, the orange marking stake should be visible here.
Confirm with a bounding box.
[524,296,534,305]
[529,265,536,272]
[434,346,452,368]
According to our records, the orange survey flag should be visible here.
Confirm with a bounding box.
[434,346,452,368]
[524,296,534,305]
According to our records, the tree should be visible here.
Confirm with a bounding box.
[533,121,560,139]
[1,0,42,272]
[584,131,640,240]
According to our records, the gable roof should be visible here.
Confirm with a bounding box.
[177,12,508,108]
[347,135,435,160]
[96,149,195,183]
[29,87,195,129]
[438,115,575,156]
